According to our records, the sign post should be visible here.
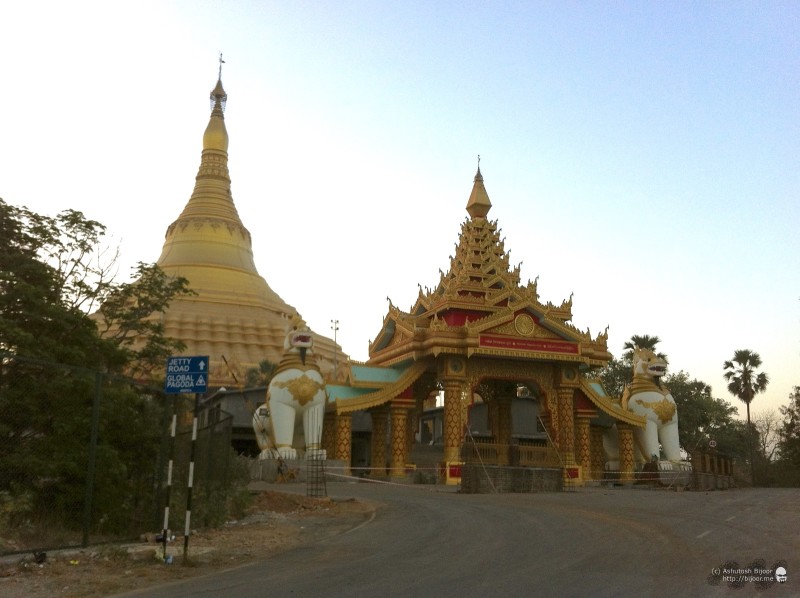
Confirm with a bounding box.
[165,356,209,395]
[164,356,209,564]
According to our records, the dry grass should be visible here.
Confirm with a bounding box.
[0,491,372,598]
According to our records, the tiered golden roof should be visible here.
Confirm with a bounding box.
[369,167,611,366]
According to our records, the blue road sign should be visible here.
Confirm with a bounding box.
[165,355,209,394]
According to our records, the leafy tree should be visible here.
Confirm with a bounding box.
[592,357,629,399]
[664,371,739,454]
[0,198,193,535]
[24,206,119,313]
[94,261,194,378]
[0,200,113,367]
[1,199,193,372]
[747,409,783,486]
[711,420,751,466]
[752,409,781,463]
[723,349,769,484]
[0,361,164,532]
[777,387,800,474]
[244,359,278,388]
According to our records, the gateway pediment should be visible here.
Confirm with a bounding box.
[479,314,562,340]
[467,307,579,341]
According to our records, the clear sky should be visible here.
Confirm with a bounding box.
[1,1,797,418]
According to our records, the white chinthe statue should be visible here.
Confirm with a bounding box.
[604,346,684,468]
[622,346,681,463]
[256,314,327,460]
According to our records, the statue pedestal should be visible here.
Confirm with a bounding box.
[306,448,327,460]
[249,458,347,483]
[603,460,692,487]
[655,460,692,487]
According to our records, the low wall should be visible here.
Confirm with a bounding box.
[460,465,563,493]
[692,471,734,490]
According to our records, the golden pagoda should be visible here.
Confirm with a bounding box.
[153,69,344,387]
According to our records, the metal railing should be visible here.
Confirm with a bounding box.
[0,354,239,556]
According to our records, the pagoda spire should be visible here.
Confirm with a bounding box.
[210,52,227,115]
[156,68,290,311]
[466,157,492,219]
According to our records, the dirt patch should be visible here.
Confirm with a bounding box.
[0,491,373,598]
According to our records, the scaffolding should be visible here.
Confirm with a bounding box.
[306,457,327,498]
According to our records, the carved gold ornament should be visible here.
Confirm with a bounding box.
[634,397,677,424]
[514,313,535,336]
[274,374,326,406]
[629,375,668,397]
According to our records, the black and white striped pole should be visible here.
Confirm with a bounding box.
[163,355,208,565]
[161,397,177,563]
[183,392,200,564]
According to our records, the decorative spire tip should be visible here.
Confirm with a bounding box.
[474,154,483,182]
[210,53,228,113]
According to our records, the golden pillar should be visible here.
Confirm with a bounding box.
[557,387,576,466]
[322,411,337,457]
[334,413,352,476]
[443,379,466,463]
[389,405,409,477]
[589,425,605,480]
[575,416,592,477]
[617,422,635,484]
[370,407,388,477]
[496,396,513,465]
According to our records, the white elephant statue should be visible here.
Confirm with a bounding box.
[257,314,327,461]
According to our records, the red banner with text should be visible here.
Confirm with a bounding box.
[479,334,579,354]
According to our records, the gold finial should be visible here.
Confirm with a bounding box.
[474,154,483,183]
[467,157,490,218]
[210,53,228,113]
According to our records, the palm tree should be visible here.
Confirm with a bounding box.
[622,334,668,363]
[723,349,769,485]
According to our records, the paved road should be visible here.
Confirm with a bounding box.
[121,483,797,598]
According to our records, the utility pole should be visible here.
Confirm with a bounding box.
[331,319,339,379]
